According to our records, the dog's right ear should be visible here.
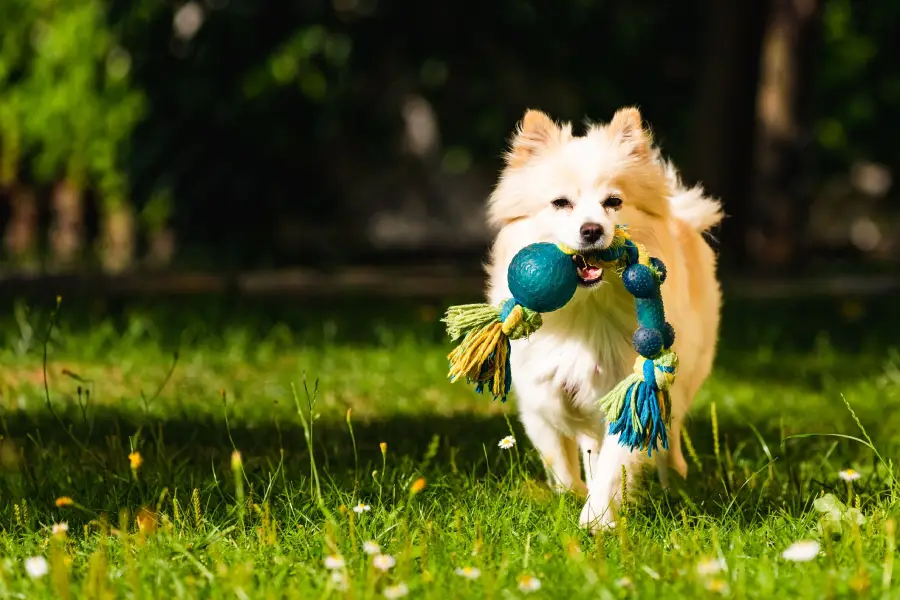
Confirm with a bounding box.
[506,110,562,168]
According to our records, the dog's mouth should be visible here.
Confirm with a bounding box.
[573,254,604,287]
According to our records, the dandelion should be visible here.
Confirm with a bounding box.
[231,451,243,470]
[455,566,481,580]
[136,507,158,535]
[129,451,143,470]
[330,571,349,591]
[324,555,346,570]
[705,579,730,595]
[380,442,388,455]
[55,496,74,508]
[696,557,726,576]
[782,540,820,562]
[353,502,371,514]
[25,556,48,579]
[839,469,861,482]
[517,574,541,592]
[51,522,68,537]
[383,582,409,598]
[363,541,381,555]
[373,554,396,571]
[498,436,516,450]
[411,478,426,494]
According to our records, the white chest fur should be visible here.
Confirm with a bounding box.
[508,278,636,436]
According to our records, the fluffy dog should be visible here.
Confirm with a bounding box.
[485,107,722,530]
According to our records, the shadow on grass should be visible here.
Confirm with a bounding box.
[0,400,860,529]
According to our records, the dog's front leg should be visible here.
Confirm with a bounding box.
[579,436,650,531]
[520,411,586,495]
[517,380,587,496]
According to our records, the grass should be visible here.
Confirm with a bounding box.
[0,292,899,598]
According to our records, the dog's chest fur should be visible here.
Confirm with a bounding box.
[509,279,636,435]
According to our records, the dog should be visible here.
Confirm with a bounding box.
[485,107,722,530]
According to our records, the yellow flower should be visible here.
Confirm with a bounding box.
[411,478,426,494]
[136,507,157,535]
[380,442,388,455]
[55,496,74,508]
[231,450,243,470]
[129,452,143,470]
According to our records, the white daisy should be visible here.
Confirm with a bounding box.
[705,578,730,595]
[330,571,349,591]
[455,566,481,580]
[839,469,861,482]
[51,522,69,536]
[782,540,820,562]
[498,436,516,450]
[363,540,381,555]
[641,565,660,580]
[353,502,371,514]
[696,557,726,576]
[324,554,346,570]
[25,556,48,579]
[372,554,396,571]
[517,574,541,592]
[383,582,409,598]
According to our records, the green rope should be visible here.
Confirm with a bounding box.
[443,304,501,341]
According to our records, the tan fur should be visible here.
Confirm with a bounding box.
[485,107,722,530]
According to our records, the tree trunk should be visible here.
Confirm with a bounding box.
[99,202,136,273]
[689,0,771,268]
[3,185,39,268]
[49,179,84,271]
[751,0,821,271]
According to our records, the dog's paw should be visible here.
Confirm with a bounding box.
[579,494,617,532]
[552,480,589,498]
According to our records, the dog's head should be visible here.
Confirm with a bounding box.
[488,107,670,287]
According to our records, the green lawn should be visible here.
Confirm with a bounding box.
[0,293,898,598]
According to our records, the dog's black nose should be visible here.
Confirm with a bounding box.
[580,223,604,244]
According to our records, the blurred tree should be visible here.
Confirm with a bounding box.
[0,0,37,267]
[0,0,145,272]
[751,0,821,270]
[689,0,769,268]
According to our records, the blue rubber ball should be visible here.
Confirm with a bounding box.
[507,243,578,313]
[661,322,675,348]
[622,264,657,298]
[633,327,663,358]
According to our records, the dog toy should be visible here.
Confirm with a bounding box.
[442,225,677,455]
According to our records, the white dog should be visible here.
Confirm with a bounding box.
[485,107,722,530]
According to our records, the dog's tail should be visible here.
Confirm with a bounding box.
[656,153,723,232]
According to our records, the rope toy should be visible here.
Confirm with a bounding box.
[442,225,677,456]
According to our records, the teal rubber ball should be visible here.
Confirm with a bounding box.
[507,243,578,313]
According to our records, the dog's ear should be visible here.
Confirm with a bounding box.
[506,110,562,167]
[609,107,650,159]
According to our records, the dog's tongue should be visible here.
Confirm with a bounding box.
[577,265,603,282]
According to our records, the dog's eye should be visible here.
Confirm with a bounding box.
[603,196,623,209]
[551,197,572,209]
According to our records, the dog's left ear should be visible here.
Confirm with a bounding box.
[609,107,651,159]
